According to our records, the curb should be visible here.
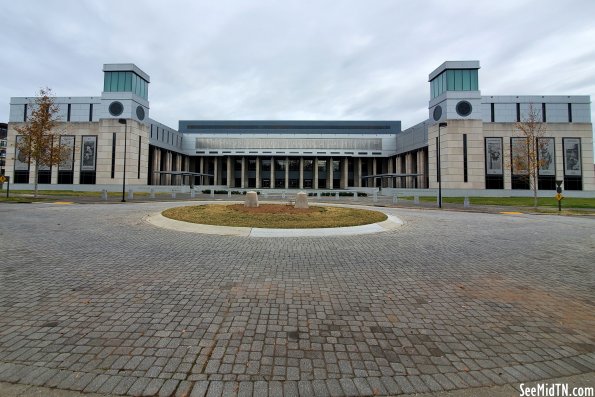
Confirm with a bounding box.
[144,202,403,237]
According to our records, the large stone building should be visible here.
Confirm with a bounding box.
[4,61,594,194]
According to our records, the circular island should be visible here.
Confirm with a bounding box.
[162,203,387,229]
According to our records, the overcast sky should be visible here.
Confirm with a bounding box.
[1,0,594,131]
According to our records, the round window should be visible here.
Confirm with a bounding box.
[432,105,442,121]
[136,106,145,121]
[108,101,123,117]
[456,101,473,117]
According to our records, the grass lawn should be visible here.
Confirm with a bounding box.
[400,196,595,209]
[162,204,387,228]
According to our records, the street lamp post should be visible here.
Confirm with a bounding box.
[118,118,127,202]
[438,122,447,208]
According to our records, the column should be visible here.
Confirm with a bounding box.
[299,157,304,189]
[212,157,218,186]
[313,158,319,189]
[328,157,333,189]
[284,157,289,189]
[356,158,362,187]
[341,157,348,188]
[372,158,377,188]
[156,149,162,185]
[51,162,58,185]
[241,157,246,188]
[226,157,232,188]
[151,147,158,185]
[270,157,275,189]
[417,149,425,188]
[387,158,393,188]
[256,157,261,189]
[406,153,413,188]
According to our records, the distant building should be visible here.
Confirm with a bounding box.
[4,61,594,193]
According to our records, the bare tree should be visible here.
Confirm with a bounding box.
[511,104,549,208]
[14,88,70,197]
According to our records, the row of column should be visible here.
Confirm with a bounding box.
[196,156,390,189]
[393,148,428,188]
[150,151,429,189]
[150,146,186,185]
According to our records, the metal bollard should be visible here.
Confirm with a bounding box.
[464,196,470,208]
[149,188,155,199]
[101,189,108,200]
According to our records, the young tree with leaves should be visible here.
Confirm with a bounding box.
[510,104,549,208]
[14,88,70,197]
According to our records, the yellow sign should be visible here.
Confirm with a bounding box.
[0,176,6,183]
[555,193,564,201]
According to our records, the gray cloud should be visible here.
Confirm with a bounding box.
[1,0,594,133]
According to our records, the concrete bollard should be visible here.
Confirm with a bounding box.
[210,189,215,198]
[392,194,398,204]
[171,190,177,199]
[263,191,268,199]
[353,192,358,201]
[295,191,309,209]
[414,195,420,205]
[464,196,470,208]
[317,192,321,198]
[335,192,339,200]
[228,190,232,198]
[149,188,155,199]
[245,191,259,207]
[373,191,378,203]
[127,189,134,200]
[101,189,108,201]
[190,189,196,198]
[282,191,286,199]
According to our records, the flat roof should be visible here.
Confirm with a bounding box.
[103,63,150,82]
[428,61,480,81]
[179,120,401,134]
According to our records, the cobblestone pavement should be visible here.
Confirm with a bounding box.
[0,201,593,396]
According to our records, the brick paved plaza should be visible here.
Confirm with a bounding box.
[0,201,593,396]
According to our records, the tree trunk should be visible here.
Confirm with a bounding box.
[34,159,39,198]
[533,173,538,208]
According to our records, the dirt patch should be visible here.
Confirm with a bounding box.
[162,204,387,228]
[458,276,595,337]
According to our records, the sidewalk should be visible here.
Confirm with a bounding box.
[2,192,593,217]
